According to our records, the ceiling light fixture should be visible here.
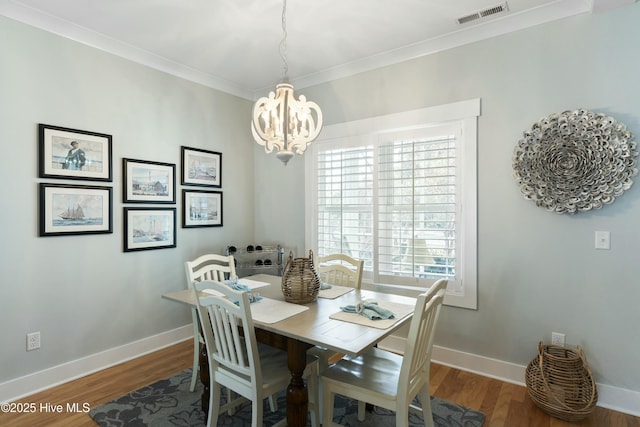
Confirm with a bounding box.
[251,0,323,165]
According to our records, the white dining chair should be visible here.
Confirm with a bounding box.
[184,254,237,392]
[312,253,365,423]
[321,279,447,427]
[192,279,320,427]
[316,253,364,290]
[313,253,364,371]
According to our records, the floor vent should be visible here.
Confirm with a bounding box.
[457,2,509,25]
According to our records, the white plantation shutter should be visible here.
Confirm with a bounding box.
[316,125,459,284]
[307,99,479,309]
[377,131,457,283]
[317,146,374,264]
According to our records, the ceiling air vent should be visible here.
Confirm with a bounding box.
[457,2,509,25]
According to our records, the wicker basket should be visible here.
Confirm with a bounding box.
[525,341,597,422]
[281,250,320,304]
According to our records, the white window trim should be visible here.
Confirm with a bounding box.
[305,98,480,309]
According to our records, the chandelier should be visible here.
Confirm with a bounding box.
[251,0,323,165]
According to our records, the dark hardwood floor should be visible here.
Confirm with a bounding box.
[0,339,637,426]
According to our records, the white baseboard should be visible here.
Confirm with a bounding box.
[3,326,638,417]
[378,337,640,417]
[0,325,193,403]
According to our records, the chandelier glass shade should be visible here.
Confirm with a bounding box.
[251,0,323,165]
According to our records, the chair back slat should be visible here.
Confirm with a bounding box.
[399,279,447,397]
[208,299,247,371]
[200,267,231,282]
[193,281,258,382]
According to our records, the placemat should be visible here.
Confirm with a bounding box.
[238,278,271,289]
[318,284,355,299]
[200,278,269,297]
[329,300,415,329]
[251,297,309,324]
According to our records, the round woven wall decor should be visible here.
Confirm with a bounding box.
[513,109,638,214]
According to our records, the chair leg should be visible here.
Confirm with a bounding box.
[397,406,410,427]
[207,383,221,427]
[306,365,320,427]
[317,369,324,425]
[322,381,336,427]
[190,308,200,392]
[357,400,366,421]
[227,390,235,415]
[251,394,264,427]
[268,395,278,412]
[418,388,434,427]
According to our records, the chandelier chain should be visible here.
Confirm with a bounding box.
[279,0,289,79]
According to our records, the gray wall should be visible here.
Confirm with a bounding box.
[256,5,640,393]
[2,2,639,399]
[0,16,255,383]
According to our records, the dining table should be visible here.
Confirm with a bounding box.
[162,273,417,427]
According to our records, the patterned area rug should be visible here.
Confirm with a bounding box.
[90,369,485,426]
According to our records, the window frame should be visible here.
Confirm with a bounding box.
[305,99,480,309]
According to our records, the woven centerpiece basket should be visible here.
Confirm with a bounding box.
[525,342,598,422]
[281,250,320,304]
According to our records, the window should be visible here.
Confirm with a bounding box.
[306,99,479,309]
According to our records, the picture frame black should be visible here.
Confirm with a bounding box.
[123,207,177,252]
[181,146,222,187]
[39,183,113,236]
[38,124,113,182]
[122,158,176,203]
[182,189,223,228]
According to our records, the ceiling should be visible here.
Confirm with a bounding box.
[0,0,633,99]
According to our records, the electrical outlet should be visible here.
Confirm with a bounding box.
[27,332,40,351]
[551,332,565,346]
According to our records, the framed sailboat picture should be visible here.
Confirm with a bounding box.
[39,183,113,236]
[123,207,176,252]
[181,146,221,187]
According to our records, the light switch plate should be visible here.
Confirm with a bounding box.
[595,231,610,250]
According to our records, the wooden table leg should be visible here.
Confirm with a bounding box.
[212,327,313,427]
[286,339,310,427]
[199,342,209,415]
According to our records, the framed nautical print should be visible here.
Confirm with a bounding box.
[123,207,176,252]
[182,189,223,228]
[39,183,113,236]
[181,146,222,187]
[38,124,113,182]
[122,158,176,203]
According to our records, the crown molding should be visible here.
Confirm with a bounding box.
[0,0,253,99]
[282,0,594,96]
[3,0,633,101]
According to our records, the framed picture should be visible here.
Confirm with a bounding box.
[123,207,176,252]
[123,158,176,203]
[39,124,113,181]
[39,183,113,236]
[182,189,223,228]
[181,146,222,187]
